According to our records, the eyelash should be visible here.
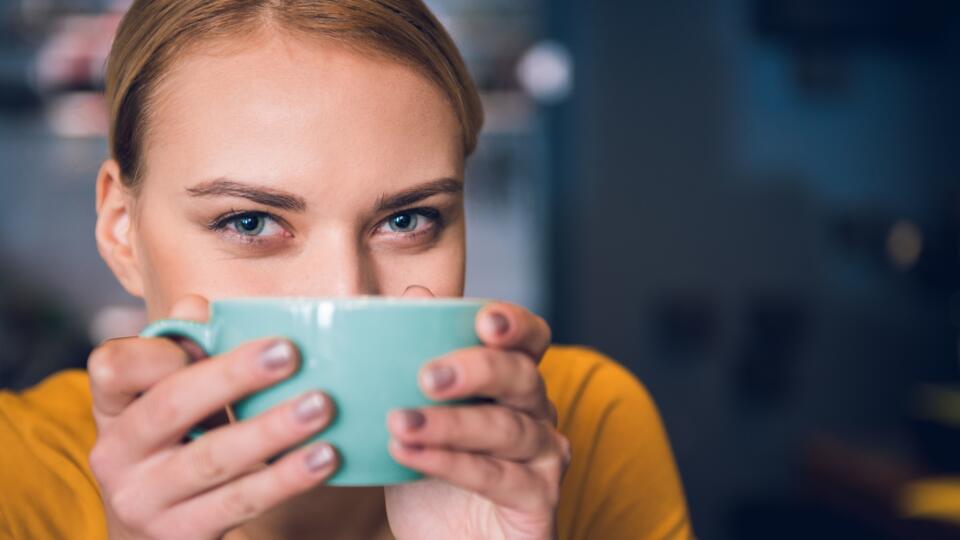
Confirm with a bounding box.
[206,207,445,245]
[382,207,444,240]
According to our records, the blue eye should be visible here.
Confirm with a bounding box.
[388,212,418,232]
[208,210,290,247]
[234,214,265,235]
[377,208,443,240]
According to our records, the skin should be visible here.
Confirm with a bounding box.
[91,27,570,540]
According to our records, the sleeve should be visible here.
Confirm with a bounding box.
[549,347,695,540]
[0,370,106,539]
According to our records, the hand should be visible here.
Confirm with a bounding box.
[87,296,339,540]
[384,290,570,540]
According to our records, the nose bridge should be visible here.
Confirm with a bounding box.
[304,228,379,297]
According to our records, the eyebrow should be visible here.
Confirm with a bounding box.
[186,179,307,211]
[374,177,463,213]
[185,177,463,213]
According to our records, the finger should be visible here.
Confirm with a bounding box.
[387,404,553,462]
[419,347,552,419]
[88,336,191,419]
[113,338,300,460]
[388,441,558,514]
[147,390,334,509]
[476,302,551,360]
[87,294,213,420]
[169,442,338,537]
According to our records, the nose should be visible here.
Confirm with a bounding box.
[298,230,380,297]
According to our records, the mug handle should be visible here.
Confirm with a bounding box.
[140,319,215,352]
[140,319,225,439]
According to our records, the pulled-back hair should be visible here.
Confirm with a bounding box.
[105,0,483,187]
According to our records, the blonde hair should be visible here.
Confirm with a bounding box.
[105,0,484,188]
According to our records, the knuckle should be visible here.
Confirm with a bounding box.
[122,414,158,452]
[444,407,470,439]
[541,435,571,486]
[537,315,552,345]
[516,356,542,395]
[480,458,507,493]
[88,442,113,481]
[545,463,565,502]
[254,410,290,448]
[494,408,526,444]
[277,454,316,492]
[531,420,552,455]
[220,483,260,522]
[547,401,559,425]
[556,432,572,464]
[542,475,562,508]
[142,390,181,428]
[87,344,122,392]
[473,348,499,384]
[188,439,226,483]
[110,486,147,529]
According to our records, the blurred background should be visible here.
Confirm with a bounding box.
[3,0,960,538]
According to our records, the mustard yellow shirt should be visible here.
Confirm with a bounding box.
[0,345,693,539]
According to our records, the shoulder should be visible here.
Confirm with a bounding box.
[0,368,97,457]
[539,344,660,428]
[6,367,93,415]
[540,345,695,540]
[0,367,96,446]
[0,369,104,539]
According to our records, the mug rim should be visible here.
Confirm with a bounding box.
[210,295,493,308]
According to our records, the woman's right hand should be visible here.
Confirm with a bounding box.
[87,296,338,540]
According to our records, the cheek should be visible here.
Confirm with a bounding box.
[134,207,229,318]
[134,220,199,319]
[373,238,466,297]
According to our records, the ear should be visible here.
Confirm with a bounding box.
[95,159,145,298]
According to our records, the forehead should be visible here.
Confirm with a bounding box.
[142,29,463,198]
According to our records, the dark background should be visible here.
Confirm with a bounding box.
[3,1,960,538]
[548,1,960,539]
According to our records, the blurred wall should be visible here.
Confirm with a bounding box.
[547,1,960,538]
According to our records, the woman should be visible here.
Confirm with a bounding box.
[0,1,693,539]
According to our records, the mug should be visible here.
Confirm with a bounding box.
[140,296,489,485]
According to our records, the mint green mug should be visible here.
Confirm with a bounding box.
[140,296,489,486]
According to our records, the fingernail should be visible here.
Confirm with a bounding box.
[488,312,509,336]
[305,443,335,472]
[260,341,295,371]
[400,409,426,432]
[294,392,326,423]
[424,364,456,392]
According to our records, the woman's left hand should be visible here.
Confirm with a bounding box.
[384,295,571,540]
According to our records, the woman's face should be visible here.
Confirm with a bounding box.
[97,31,467,320]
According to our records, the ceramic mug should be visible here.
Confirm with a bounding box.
[140,296,489,485]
